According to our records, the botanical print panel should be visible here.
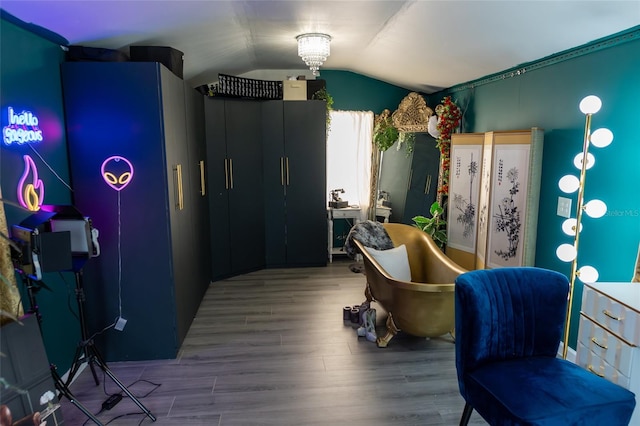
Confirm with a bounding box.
[447,144,482,253]
[476,141,493,266]
[487,144,530,268]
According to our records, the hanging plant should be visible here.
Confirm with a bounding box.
[373,109,399,152]
[312,88,334,132]
[397,132,416,156]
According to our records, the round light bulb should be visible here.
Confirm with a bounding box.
[558,175,580,193]
[579,95,602,114]
[556,244,577,262]
[578,265,599,283]
[584,199,607,218]
[590,128,613,148]
[562,218,582,236]
[574,152,595,170]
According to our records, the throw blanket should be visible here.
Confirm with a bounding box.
[344,220,394,259]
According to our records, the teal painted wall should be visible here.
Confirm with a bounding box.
[321,70,413,114]
[431,28,640,348]
[0,16,77,372]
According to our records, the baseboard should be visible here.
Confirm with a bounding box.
[557,342,577,362]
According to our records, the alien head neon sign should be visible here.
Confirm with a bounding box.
[101,156,134,191]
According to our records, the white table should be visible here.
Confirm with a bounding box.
[376,206,392,223]
[327,207,361,263]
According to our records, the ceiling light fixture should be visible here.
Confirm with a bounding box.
[296,33,331,76]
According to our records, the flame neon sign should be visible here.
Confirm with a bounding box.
[3,107,43,145]
[17,155,45,211]
[101,156,134,191]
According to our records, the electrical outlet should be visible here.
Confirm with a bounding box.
[557,197,572,218]
[115,317,127,331]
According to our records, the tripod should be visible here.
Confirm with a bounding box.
[19,268,156,425]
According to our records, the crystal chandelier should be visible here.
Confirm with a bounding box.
[296,33,331,76]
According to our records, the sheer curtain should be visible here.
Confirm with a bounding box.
[326,110,374,221]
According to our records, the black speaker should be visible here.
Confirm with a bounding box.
[67,45,129,62]
[129,46,184,79]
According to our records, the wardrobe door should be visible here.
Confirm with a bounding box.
[184,84,211,294]
[402,133,440,223]
[283,101,327,265]
[160,67,194,344]
[62,62,178,360]
[205,98,232,280]
[262,101,287,266]
[224,100,265,273]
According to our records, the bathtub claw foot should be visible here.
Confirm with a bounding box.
[376,312,400,348]
[363,285,374,303]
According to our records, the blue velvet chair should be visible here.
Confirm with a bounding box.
[454,267,636,426]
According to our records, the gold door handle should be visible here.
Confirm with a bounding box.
[587,365,605,377]
[591,337,608,350]
[175,164,184,210]
[199,160,206,196]
[224,158,229,190]
[602,310,622,321]
[425,174,432,194]
[285,157,290,186]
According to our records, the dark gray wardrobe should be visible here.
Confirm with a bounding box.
[204,98,327,280]
[262,100,327,267]
[62,62,210,361]
[204,98,265,281]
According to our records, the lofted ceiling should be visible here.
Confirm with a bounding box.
[1,1,639,93]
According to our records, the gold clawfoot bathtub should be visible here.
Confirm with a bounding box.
[354,223,467,347]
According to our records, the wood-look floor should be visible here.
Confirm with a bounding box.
[59,258,488,425]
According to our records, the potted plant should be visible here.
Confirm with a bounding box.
[412,201,447,250]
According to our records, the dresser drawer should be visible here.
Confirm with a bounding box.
[582,285,640,345]
[578,314,635,377]
[576,342,631,389]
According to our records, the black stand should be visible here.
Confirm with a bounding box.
[19,269,156,425]
[52,269,156,425]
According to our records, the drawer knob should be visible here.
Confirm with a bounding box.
[602,309,622,321]
[587,365,605,378]
[591,337,608,350]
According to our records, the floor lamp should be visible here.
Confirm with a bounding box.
[556,95,613,359]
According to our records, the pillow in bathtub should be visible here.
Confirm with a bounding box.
[365,244,412,282]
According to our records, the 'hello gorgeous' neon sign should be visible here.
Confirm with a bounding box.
[3,107,43,145]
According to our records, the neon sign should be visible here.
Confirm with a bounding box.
[17,155,45,211]
[101,156,134,191]
[3,107,43,145]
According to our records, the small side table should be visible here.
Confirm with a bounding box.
[375,206,392,223]
[328,207,361,263]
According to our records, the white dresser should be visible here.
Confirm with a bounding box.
[577,282,640,425]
